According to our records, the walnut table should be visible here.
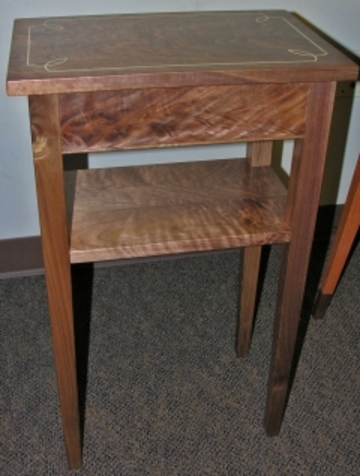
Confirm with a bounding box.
[7,11,358,469]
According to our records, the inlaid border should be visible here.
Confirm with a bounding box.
[26,12,328,73]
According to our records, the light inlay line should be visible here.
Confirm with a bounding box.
[26,12,328,73]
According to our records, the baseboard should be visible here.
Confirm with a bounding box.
[0,236,44,279]
[0,204,343,279]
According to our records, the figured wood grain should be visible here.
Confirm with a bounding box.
[264,81,337,436]
[7,10,358,465]
[67,159,290,263]
[7,11,358,95]
[59,84,308,153]
[29,95,81,468]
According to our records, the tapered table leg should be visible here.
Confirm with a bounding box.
[237,141,273,357]
[312,156,360,319]
[264,82,337,436]
[29,95,82,469]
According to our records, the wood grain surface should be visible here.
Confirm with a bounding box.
[264,81,337,436]
[10,11,358,467]
[237,141,274,358]
[59,84,308,153]
[29,94,81,468]
[7,11,358,95]
[67,158,290,263]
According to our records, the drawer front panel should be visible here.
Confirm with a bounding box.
[60,84,308,154]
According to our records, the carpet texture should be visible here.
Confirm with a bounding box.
[1,242,359,475]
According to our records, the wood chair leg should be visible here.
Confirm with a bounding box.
[29,95,82,469]
[236,141,273,357]
[312,155,360,319]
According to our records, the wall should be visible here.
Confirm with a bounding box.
[1,0,359,239]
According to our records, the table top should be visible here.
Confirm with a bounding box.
[7,10,358,96]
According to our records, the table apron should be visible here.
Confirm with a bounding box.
[59,83,309,154]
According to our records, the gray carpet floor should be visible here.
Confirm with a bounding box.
[1,242,359,475]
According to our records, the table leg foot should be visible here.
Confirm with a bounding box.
[312,291,333,320]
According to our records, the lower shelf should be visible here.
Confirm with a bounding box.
[66,158,291,264]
